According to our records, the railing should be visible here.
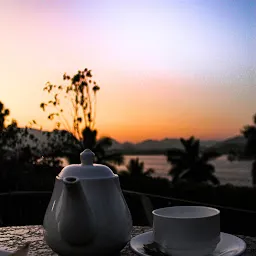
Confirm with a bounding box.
[2,189,256,214]
[1,190,256,236]
[122,190,256,236]
[123,189,256,214]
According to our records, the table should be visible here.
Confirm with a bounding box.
[0,225,254,255]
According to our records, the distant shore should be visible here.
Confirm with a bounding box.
[113,150,166,155]
[111,150,254,160]
[116,154,253,187]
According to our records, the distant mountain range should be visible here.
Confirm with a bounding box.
[23,129,246,155]
[109,138,217,154]
[207,136,246,154]
[110,136,246,155]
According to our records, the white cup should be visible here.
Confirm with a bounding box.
[152,206,220,256]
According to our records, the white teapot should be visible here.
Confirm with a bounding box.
[43,149,133,255]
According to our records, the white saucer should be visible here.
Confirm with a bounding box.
[0,249,10,256]
[130,231,246,256]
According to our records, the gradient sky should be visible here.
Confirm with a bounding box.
[0,0,255,142]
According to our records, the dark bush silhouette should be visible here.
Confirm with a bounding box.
[0,101,60,192]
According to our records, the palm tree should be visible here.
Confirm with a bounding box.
[166,136,220,185]
[120,158,154,177]
[241,113,256,186]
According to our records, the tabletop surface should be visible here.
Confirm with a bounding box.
[0,225,255,255]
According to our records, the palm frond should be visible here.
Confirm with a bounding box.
[145,168,155,176]
[126,158,147,176]
[208,173,220,185]
[180,136,199,156]
[179,169,195,181]
[180,137,187,148]
[192,139,200,157]
[253,114,256,125]
[204,163,215,173]
[170,166,189,184]
[201,151,221,162]
[168,164,184,177]
[166,148,184,164]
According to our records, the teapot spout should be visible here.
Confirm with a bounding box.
[58,176,95,245]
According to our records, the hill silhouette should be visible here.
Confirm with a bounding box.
[207,136,246,155]
[21,128,245,155]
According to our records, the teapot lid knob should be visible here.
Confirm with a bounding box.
[59,148,116,179]
[80,149,95,165]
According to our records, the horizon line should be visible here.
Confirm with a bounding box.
[21,126,241,143]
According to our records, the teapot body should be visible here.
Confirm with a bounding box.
[43,176,133,255]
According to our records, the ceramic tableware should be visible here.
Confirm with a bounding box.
[43,149,133,256]
[152,206,220,256]
[130,231,246,256]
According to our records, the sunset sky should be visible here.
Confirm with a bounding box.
[0,0,255,142]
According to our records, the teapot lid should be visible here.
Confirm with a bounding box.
[58,149,117,179]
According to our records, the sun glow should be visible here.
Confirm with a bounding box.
[0,0,255,142]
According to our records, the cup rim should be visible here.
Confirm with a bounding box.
[152,206,220,219]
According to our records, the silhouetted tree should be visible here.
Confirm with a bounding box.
[37,69,123,170]
[0,101,54,191]
[166,136,220,185]
[0,102,33,163]
[241,113,256,186]
[120,158,154,177]
[0,102,9,131]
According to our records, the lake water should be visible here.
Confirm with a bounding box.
[117,155,253,187]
